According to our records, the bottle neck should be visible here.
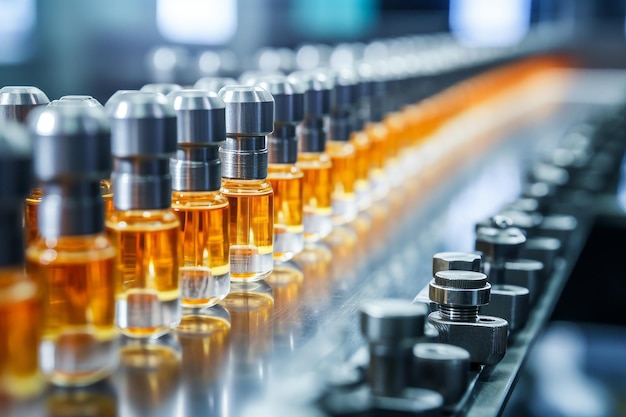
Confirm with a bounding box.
[170,145,221,192]
[112,158,172,210]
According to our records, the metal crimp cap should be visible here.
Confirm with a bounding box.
[218,85,274,135]
[140,83,183,96]
[429,270,491,307]
[250,75,304,164]
[107,91,177,158]
[0,121,32,203]
[28,103,111,182]
[217,85,274,179]
[360,298,427,344]
[287,70,333,117]
[168,89,226,145]
[432,252,481,275]
[194,77,238,94]
[58,95,103,107]
[0,85,50,124]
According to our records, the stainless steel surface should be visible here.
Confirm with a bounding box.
[0,85,50,124]
[251,75,304,164]
[3,69,624,417]
[411,343,470,405]
[28,103,110,237]
[169,89,225,192]
[288,69,332,153]
[108,91,177,210]
[218,85,273,180]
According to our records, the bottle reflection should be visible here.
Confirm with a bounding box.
[266,261,304,353]
[46,380,117,417]
[220,281,274,413]
[322,225,359,289]
[175,305,231,416]
[293,243,333,303]
[114,335,181,417]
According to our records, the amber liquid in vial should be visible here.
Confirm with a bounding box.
[106,210,181,338]
[326,140,358,225]
[296,152,333,242]
[267,164,304,262]
[26,234,117,386]
[221,179,274,281]
[0,268,44,399]
[25,180,114,246]
[366,123,390,201]
[172,191,230,307]
[351,131,372,211]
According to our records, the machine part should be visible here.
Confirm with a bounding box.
[428,270,508,365]
[475,216,526,284]
[503,259,543,304]
[479,285,530,333]
[411,343,470,405]
[537,213,578,255]
[432,252,481,275]
[519,236,561,279]
[373,388,443,417]
[360,299,428,397]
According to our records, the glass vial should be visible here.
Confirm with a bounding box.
[325,68,360,225]
[25,102,117,386]
[288,70,334,242]
[105,91,181,338]
[169,89,230,308]
[251,75,305,262]
[0,122,44,399]
[218,85,275,281]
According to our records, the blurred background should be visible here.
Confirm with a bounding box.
[0,0,625,103]
[2,1,626,416]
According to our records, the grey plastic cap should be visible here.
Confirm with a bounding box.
[168,89,226,145]
[251,75,304,124]
[0,86,50,124]
[287,70,333,116]
[107,91,177,158]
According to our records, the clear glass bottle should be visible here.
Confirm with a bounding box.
[0,121,44,399]
[26,101,117,386]
[106,91,181,338]
[288,70,335,242]
[169,89,231,308]
[252,75,306,262]
[218,85,275,281]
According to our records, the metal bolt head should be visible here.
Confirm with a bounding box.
[432,252,481,276]
[360,298,427,345]
[0,85,50,124]
[475,223,526,262]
